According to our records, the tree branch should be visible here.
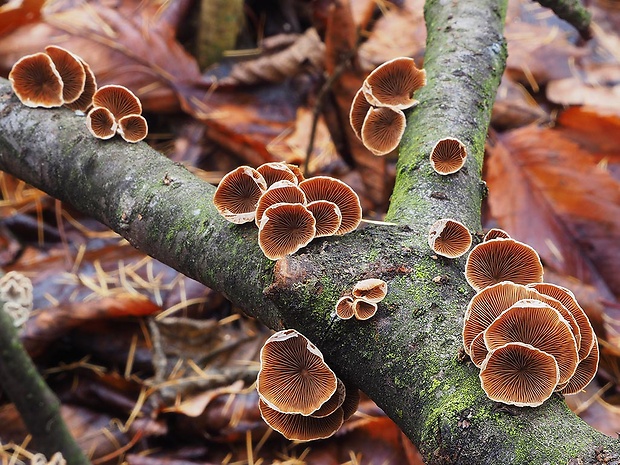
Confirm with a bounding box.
[535,0,592,40]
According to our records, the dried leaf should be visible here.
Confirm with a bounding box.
[492,76,549,129]
[0,0,46,36]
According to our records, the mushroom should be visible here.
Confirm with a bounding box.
[256,162,299,187]
[560,336,599,395]
[9,52,64,108]
[306,200,342,237]
[254,180,307,227]
[117,114,148,143]
[362,57,427,110]
[299,176,362,235]
[428,218,472,258]
[65,59,97,113]
[464,238,544,291]
[257,329,338,415]
[429,137,467,175]
[351,278,388,303]
[483,228,510,242]
[341,383,360,420]
[310,378,346,418]
[479,342,559,407]
[469,332,489,368]
[352,298,378,320]
[483,299,578,384]
[258,203,316,260]
[360,106,407,156]
[44,45,86,104]
[335,295,355,320]
[349,87,373,140]
[86,107,117,140]
[92,84,142,120]
[213,166,267,224]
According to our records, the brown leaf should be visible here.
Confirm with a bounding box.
[0,0,46,36]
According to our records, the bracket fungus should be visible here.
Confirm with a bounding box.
[360,107,407,156]
[429,137,468,175]
[213,166,267,224]
[352,299,378,320]
[44,45,86,105]
[9,52,64,108]
[65,59,96,113]
[306,200,342,237]
[86,107,117,140]
[560,338,599,395]
[254,180,306,227]
[349,87,373,140]
[256,162,299,187]
[258,203,316,260]
[92,85,142,121]
[117,114,148,143]
[310,378,346,418]
[483,228,510,242]
[361,57,427,110]
[428,218,472,258]
[351,279,388,303]
[335,296,355,320]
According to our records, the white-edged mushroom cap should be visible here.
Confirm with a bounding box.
[306,200,342,237]
[335,295,355,320]
[349,87,372,140]
[86,107,117,140]
[483,228,511,242]
[65,58,97,113]
[92,84,142,120]
[258,203,316,259]
[9,52,64,108]
[213,166,267,224]
[428,218,472,258]
[254,180,306,227]
[362,57,427,110]
[361,106,406,156]
[117,114,148,143]
[351,278,388,303]
[44,45,86,104]
[256,162,299,187]
[429,137,467,175]
[353,299,378,320]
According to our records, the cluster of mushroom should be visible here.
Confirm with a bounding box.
[8,46,147,143]
[335,278,388,320]
[462,229,599,407]
[0,271,33,328]
[256,329,360,441]
[213,163,362,260]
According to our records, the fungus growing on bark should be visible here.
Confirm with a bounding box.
[257,162,299,187]
[65,59,97,113]
[335,296,355,320]
[483,228,510,241]
[560,337,599,395]
[479,342,560,407]
[469,332,489,368]
[254,180,306,227]
[118,114,148,143]
[351,278,388,303]
[44,45,86,104]
[429,137,468,175]
[310,378,346,418]
[352,299,378,320]
[464,238,544,291]
[86,107,117,140]
[360,107,407,156]
[9,52,64,108]
[349,87,373,140]
[299,177,362,235]
[213,166,267,224]
[428,218,472,258]
[258,203,316,259]
[306,200,342,237]
[362,57,427,110]
[257,329,338,415]
[92,84,142,120]
[341,383,360,420]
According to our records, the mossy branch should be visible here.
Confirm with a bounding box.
[535,0,592,40]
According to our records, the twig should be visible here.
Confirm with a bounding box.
[535,0,592,40]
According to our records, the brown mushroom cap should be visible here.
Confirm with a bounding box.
[351,278,388,303]
[560,336,599,395]
[479,342,559,407]
[360,107,406,156]
[362,57,427,110]
[469,331,489,368]
[86,107,117,140]
[353,298,378,320]
[257,162,299,187]
[341,383,360,421]
[259,399,344,441]
[92,84,142,120]
[464,238,544,292]
[484,299,578,384]
[306,200,342,237]
[117,114,148,143]
[428,218,472,258]
[483,228,511,242]
[299,176,362,235]
[349,87,372,140]
[258,203,316,260]
[429,137,468,175]
[44,45,86,104]
[257,329,338,415]
[285,163,305,183]
[310,378,346,418]
[65,59,97,113]
[9,52,64,108]
[254,180,307,227]
[335,295,355,320]
[213,166,267,224]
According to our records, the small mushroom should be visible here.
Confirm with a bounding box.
[258,203,316,260]
[92,84,142,120]
[65,59,97,113]
[479,342,559,407]
[362,57,427,110]
[351,278,388,303]
[213,166,267,224]
[349,87,373,140]
[560,336,599,395]
[256,162,299,187]
[469,332,489,368]
[9,52,64,108]
[86,107,117,140]
[341,383,360,420]
[428,218,472,258]
[254,180,307,227]
[44,45,86,104]
[117,114,148,143]
[257,329,338,415]
[483,228,510,242]
[306,200,342,237]
[429,137,467,175]
[335,296,355,320]
[299,176,362,235]
[352,298,378,320]
[464,238,544,292]
[310,378,346,418]
[361,106,406,156]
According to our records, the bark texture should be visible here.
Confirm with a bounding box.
[0,0,618,462]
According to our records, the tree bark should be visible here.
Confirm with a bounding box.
[0,0,618,462]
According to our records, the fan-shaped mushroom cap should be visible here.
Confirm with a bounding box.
[361,107,406,156]
[341,383,360,421]
[92,84,142,120]
[429,137,467,175]
[484,299,578,384]
[362,57,427,110]
[213,166,267,224]
[349,87,372,140]
[311,378,346,418]
[352,278,388,303]
[306,200,342,237]
[299,176,362,235]
[259,399,344,441]
[9,53,64,108]
[560,336,599,395]
[258,203,316,260]
[44,46,86,104]
[464,238,544,292]
[65,59,97,113]
[428,218,472,258]
[257,329,338,415]
[117,114,148,143]
[469,332,489,368]
[353,299,378,320]
[479,342,559,407]
[257,162,299,187]
[254,180,306,227]
[483,228,511,242]
[335,296,355,320]
[86,107,117,140]
[286,163,305,183]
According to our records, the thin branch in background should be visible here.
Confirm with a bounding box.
[535,0,592,40]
